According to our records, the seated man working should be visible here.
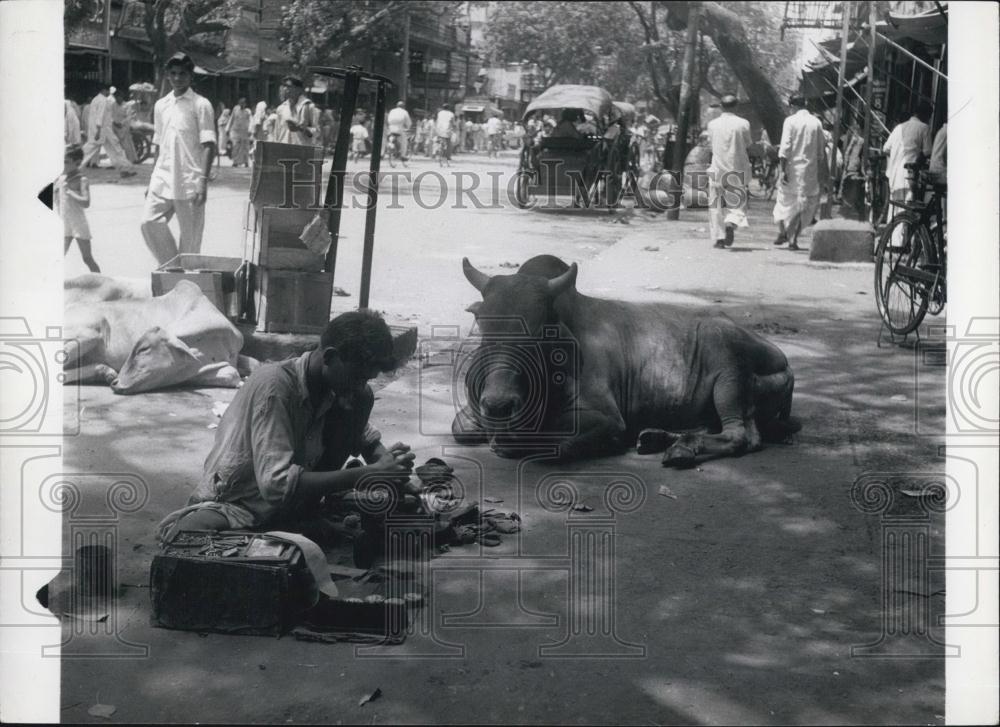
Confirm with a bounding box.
[158,310,415,541]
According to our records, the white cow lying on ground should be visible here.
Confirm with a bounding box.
[64,275,253,394]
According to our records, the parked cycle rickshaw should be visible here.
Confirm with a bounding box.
[513,85,627,209]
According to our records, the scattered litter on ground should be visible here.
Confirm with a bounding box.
[643,285,662,291]
[498,261,518,268]
[572,504,593,512]
[207,423,218,430]
[484,496,503,504]
[810,608,826,614]
[212,401,229,418]
[87,703,117,719]
[359,687,382,707]
[258,664,266,670]
[857,291,867,295]
[658,485,678,500]
[643,245,660,252]
[890,394,908,402]
[333,287,351,297]
[833,671,840,676]
[168,412,177,417]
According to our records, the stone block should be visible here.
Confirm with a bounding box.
[809,219,875,263]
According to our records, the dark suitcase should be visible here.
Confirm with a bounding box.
[149,531,314,636]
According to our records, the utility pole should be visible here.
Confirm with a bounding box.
[667,1,701,221]
[862,0,877,220]
[822,0,852,219]
[401,7,410,103]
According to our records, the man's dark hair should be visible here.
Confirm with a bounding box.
[65,144,84,162]
[320,310,395,372]
[282,75,305,89]
[914,101,933,121]
[789,95,806,108]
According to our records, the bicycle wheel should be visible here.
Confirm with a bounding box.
[874,211,933,335]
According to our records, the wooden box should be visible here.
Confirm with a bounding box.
[151,254,242,319]
[247,205,326,271]
[256,267,334,334]
[250,141,324,210]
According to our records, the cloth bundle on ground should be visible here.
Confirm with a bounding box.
[63,274,254,393]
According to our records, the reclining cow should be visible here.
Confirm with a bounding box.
[63,276,250,394]
[453,255,799,466]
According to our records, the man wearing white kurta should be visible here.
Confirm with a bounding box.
[706,95,752,249]
[141,53,217,265]
[82,85,135,175]
[274,75,321,146]
[883,103,933,200]
[387,101,413,159]
[773,97,828,250]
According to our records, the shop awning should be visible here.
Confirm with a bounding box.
[798,5,947,99]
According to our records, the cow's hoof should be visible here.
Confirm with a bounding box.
[95,364,117,385]
[637,428,678,454]
[662,444,698,469]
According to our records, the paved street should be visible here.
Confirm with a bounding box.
[59,151,947,724]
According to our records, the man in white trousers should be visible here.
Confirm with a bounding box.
[706,94,752,249]
[82,83,135,177]
[140,53,217,265]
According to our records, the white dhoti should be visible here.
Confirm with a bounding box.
[708,180,749,241]
[772,176,820,231]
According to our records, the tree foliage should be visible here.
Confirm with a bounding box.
[65,0,102,36]
[278,0,461,69]
[133,0,240,84]
[486,0,800,131]
[485,2,640,89]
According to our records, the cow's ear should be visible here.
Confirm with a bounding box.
[465,301,483,318]
[547,262,578,297]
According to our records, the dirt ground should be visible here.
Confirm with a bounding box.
[55,153,946,724]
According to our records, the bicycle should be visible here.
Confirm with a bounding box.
[873,158,946,337]
[866,149,890,227]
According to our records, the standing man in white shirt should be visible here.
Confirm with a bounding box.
[274,75,320,146]
[706,94,752,249]
[386,101,412,160]
[140,53,217,265]
[434,103,455,166]
[883,102,933,202]
[772,96,828,250]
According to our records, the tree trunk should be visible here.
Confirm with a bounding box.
[666,1,786,144]
[667,3,701,221]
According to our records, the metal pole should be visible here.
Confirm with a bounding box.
[324,70,361,276]
[862,0,877,221]
[401,7,410,103]
[823,1,852,217]
[359,81,387,309]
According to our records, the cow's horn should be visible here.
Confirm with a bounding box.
[462,257,490,292]
[547,262,578,296]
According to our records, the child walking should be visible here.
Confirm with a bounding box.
[57,144,100,273]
